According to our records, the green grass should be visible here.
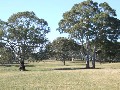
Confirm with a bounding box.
[0,60,120,90]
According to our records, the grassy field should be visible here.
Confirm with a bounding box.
[0,60,120,90]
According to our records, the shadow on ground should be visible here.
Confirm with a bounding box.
[0,64,35,67]
[53,67,102,70]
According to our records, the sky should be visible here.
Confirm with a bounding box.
[0,0,120,42]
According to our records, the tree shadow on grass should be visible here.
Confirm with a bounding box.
[53,67,102,70]
[0,64,35,67]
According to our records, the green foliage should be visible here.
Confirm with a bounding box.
[7,11,50,43]
[57,0,119,42]
[57,0,120,68]
[5,11,50,61]
[0,47,13,64]
[47,37,81,61]
[100,41,120,62]
[0,30,4,37]
[0,19,6,39]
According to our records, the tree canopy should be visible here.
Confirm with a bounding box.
[46,37,81,65]
[57,0,120,68]
[0,11,50,68]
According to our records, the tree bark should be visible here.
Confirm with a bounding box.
[86,59,89,68]
[63,59,66,65]
[19,60,25,71]
[92,45,96,68]
[19,46,25,71]
[86,37,90,69]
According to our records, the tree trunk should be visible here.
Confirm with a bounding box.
[61,53,66,65]
[63,59,65,65]
[86,59,89,68]
[19,60,25,71]
[86,50,90,68]
[19,46,25,71]
[19,53,25,71]
[86,38,90,69]
[92,45,96,68]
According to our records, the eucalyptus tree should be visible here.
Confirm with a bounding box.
[0,19,6,42]
[5,11,50,70]
[0,20,8,64]
[57,0,119,68]
[50,37,81,65]
[99,40,120,62]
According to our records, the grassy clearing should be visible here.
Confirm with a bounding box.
[0,61,120,90]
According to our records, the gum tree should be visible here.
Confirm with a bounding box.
[50,37,81,65]
[6,11,50,70]
[57,0,119,68]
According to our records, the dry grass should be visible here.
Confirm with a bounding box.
[0,61,120,90]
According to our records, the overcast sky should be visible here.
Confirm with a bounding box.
[0,0,119,42]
